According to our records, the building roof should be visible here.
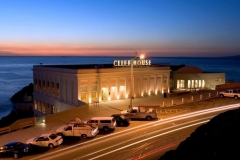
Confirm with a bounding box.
[170,64,186,71]
[34,64,170,69]
[175,66,203,73]
[36,64,114,69]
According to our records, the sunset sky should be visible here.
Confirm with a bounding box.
[0,0,240,57]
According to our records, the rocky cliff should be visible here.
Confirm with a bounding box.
[0,83,34,128]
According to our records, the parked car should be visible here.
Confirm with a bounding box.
[56,120,99,138]
[86,117,116,131]
[111,114,130,126]
[26,133,63,149]
[0,141,31,159]
[219,89,240,99]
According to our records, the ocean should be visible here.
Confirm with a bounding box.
[0,56,240,119]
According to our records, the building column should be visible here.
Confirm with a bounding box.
[117,78,119,99]
[108,78,110,100]
[140,76,143,96]
[77,78,81,101]
[147,76,150,95]
[167,75,170,93]
[161,75,163,93]
[124,77,127,99]
[99,79,103,102]
[97,78,100,102]
[154,75,157,94]
[87,79,91,103]
[54,78,57,97]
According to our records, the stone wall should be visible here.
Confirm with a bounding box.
[216,83,240,91]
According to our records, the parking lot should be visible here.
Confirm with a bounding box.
[0,90,239,148]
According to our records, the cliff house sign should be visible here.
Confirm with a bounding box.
[113,59,151,67]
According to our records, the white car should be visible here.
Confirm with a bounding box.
[26,133,63,149]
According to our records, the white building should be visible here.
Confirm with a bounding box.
[32,61,171,116]
[171,66,225,91]
[32,61,225,116]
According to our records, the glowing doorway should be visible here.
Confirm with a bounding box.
[119,86,126,99]
[110,87,117,100]
[101,88,108,101]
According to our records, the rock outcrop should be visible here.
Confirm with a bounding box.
[10,83,33,103]
[0,83,34,128]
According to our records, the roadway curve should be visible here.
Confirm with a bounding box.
[21,103,240,160]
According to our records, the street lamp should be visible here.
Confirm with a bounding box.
[130,52,145,109]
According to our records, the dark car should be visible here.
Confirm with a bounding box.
[111,114,130,126]
[0,142,31,159]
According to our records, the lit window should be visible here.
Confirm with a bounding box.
[191,80,194,88]
[195,80,198,88]
[202,80,205,88]
[177,80,185,89]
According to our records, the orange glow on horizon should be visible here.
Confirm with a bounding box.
[0,44,137,56]
[0,42,239,57]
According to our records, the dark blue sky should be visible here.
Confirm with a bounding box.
[0,0,240,57]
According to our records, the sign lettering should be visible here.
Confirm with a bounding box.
[113,60,151,67]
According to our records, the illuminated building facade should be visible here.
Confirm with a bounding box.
[171,66,225,91]
[32,62,171,115]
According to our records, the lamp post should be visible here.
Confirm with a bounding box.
[130,53,144,109]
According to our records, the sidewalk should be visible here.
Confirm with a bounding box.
[0,90,226,146]
[89,90,218,115]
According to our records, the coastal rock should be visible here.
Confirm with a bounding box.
[10,83,33,103]
[0,83,34,128]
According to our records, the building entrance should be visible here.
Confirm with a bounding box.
[101,88,108,101]
[110,87,117,100]
[119,86,126,99]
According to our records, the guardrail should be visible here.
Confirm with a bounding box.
[19,120,34,129]
[160,91,218,107]
[0,117,35,136]
[0,126,11,135]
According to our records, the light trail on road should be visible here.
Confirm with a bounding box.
[129,140,182,160]
[84,120,209,160]
[29,103,240,160]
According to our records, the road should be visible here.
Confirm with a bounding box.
[19,103,240,160]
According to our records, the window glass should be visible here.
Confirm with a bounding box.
[131,110,137,113]
[49,134,57,140]
[100,120,111,123]
[37,137,44,141]
[15,143,23,149]
[43,137,49,141]
[66,126,72,130]
[89,120,94,123]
